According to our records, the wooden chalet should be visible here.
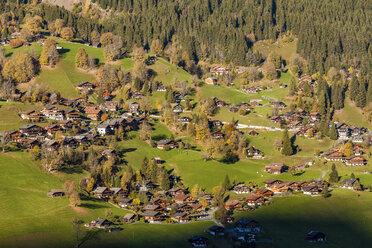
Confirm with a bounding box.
[19,124,44,136]
[93,187,112,199]
[233,184,251,194]
[264,163,286,174]
[76,82,95,92]
[44,124,61,135]
[234,218,261,233]
[271,183,293,194]
[171,212,190,223]
[341,178,358,189]
[169,188,187,197]
[325,150,344,161]
[20,110,44,122]
[205,77,218,85]
[84,106,102,121]
[253,189,273,197]
[85,218,111,229]
[118,198,133,208]
[156,140,179,149]
[174,194,193,204]
[143,211,163,223]
[65,109,81,120]
[47,189,64,197]
[302,186,321,196]
[246,195,265,206]
[264,179,283,189]
[188,236,208,247]
[225,200,243,210]
[345,155,366,166]
[4,130,23,142]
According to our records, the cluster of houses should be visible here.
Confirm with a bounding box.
[1,108,142,152]
[92,183,213,224]
[225,179,330,212]
[324,143,367,166]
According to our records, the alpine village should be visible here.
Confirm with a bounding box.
[0,1,371,248]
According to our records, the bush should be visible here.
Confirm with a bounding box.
[163,145,170,151]
[9,39,23,48]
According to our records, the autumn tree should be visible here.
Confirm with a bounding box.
[69,191,81,207]
[263,61,277,80]
[61,27,74,41]
[139,121,152,141]
[3,50,39,84]
[39,38,59,66]
[150,39,163,56]
[23,15,42,35]
[75,47,89,69]
[133,46,146,63]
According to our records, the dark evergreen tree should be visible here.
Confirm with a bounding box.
[329,123,338,140]
[356,81,367,108]
[222,174,231,191]
[329,164,339,183]
[281,128,293,156]
[349,74,359,101]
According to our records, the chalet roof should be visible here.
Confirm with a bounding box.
[143,205,160,211]
[209,225,224,232]
[47,189,63,195]
[119,198,132,203]
[341,178,356,186]
[171,212,187,218]
[246,195,263,201]
[20,124,39,129]
[111,187,123,194]
[143,211,160,217]
[157,139,172,145]
[93,218,108,226]
[235,218,258,226]
[123,213,135,220]
[264,179,281,184]
[93,187,108,194]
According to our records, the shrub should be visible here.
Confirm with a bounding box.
[9,39,23,48]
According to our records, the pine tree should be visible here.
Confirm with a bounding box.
[281,128,293,156]
[140,157,149,179]
[321,186,330,198]
[349,74,359,101]
[367,80,372,104]
[222,174,231,191]
[159,168,170,190]
[329,123,338,140]
[329,164,339,183]
[356,81,367,108]
[318,91,327,117]
[354,180,362,191]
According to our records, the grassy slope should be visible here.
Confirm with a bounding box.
[0,151,217,248]
[234,189,372,248]
[333,99,372,130]
[0,152,130,246]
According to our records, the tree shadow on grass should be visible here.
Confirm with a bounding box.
[58,48,70,54]
[79,229,102,247]
[80,203,106,209]
[59,166,84,174]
